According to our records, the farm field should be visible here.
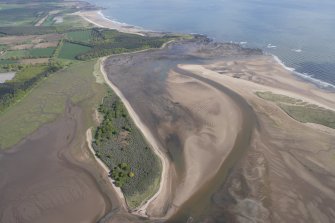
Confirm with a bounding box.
[1,47,55,59]
[0,59,17,65]
[58,41,91,60]
[66,29,92,43]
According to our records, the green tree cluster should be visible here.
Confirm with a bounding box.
[111,163,135,187]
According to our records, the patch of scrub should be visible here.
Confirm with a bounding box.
[0,72,15,83]
[256,91,335,129]
[92,91,161,209]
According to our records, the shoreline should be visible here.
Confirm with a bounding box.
[99,57,170,217]
[75,10,147,36]
[76,5,335,221]
[271,54,335,90]
[78,8,335,91]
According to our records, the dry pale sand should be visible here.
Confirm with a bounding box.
[176,55,335,222]
[75,11,146,36]
[150,70,243,217]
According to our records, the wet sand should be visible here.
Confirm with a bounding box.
[0,101,114,223]
[102,37,335,222]
[102,38,261,220]
[176,59,335,222]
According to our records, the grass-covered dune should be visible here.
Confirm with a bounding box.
[256,91,335,129]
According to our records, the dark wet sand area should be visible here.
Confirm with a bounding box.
[103,38,260,220]
[0,102,112,223]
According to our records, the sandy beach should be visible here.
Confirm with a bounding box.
[75,10,147,36]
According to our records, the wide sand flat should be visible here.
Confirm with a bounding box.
[0,103,111,223]
[159,70,242,215]
[177,55,335,222]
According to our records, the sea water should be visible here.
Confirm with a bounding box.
[86,0,335,88]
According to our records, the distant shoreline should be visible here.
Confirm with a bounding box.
[78,6,335,91]
[75,10,149,36]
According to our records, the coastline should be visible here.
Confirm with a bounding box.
[79,8,335,91]
[78,5,335,222]
[271,54,335,90]
[74,10,147,36]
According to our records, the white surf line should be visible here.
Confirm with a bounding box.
[100,57,169,217]
[76,11,145,36]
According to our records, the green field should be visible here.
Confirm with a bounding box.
[0,59,17,65]
[58,42,91,60]
[8,65,49,83]
[1,50,26,59]
[29,47,55,57]
[256,91,335,129]
[0,60,106,149]
[66,30,92,43]
[2,47,55,59]
[93,92,161,208]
